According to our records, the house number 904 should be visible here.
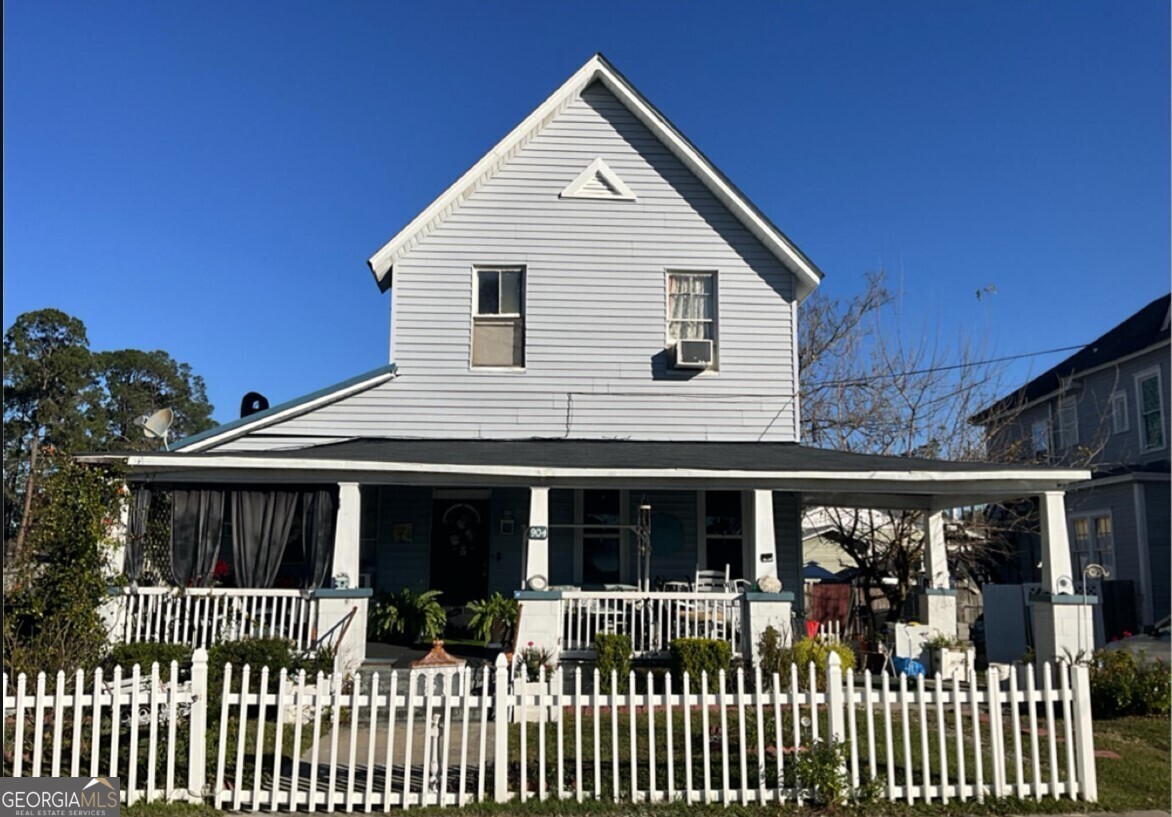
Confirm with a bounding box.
[527,526,548,540]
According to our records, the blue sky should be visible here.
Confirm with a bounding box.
[4,2,1168,423]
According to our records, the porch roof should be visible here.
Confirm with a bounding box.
[83,438,1090,506]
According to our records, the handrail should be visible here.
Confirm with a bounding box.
[558,590,741,601]
[109,586,309,597]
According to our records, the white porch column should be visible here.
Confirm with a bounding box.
[750,489,777,581]
[317,481,367,673]
[918,510,957,639]
[523,486,550,588]
[1038,491,1074,595]
[332,482,362,586]
[1032,490,1095,665]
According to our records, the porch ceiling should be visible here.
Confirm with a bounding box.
[82,438,1089,503]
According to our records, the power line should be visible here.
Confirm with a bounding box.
[807,343,1087,389]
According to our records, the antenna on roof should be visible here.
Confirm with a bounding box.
[134,408,174,451]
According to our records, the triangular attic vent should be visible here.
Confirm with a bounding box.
[560,157,636,201]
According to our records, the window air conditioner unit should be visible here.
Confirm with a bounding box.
[674,339,713,369]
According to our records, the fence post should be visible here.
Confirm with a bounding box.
[1070,662,1098,802]
[188,648,209,801]
[493,653,509,802]
[826,651,845,743]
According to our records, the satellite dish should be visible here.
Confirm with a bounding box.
[134,408,174,450]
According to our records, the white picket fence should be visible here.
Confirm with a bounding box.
[2,651,1098,809]
[110,587,320,652]
[560,591,743,658]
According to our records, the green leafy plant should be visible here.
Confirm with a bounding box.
[669,638,732,683]
[786,636,856,688]
[369,588,446,644]
[1090,649,1170,718]
[517,642,556,682]
[924,633,965,650]
[466,592,518,643]
[292,644,336,678]
[593,633,632,693]
[2,455,125,677]
[757,625,786,679]
[791,739,850,807]
[104,643,194,676]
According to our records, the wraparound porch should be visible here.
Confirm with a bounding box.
[88,438,1092,669]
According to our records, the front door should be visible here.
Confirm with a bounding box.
[429,497,490,605]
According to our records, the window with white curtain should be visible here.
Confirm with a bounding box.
[1070,513,1114,575]
[667,272,716,343]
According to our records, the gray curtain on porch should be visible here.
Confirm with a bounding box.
[231,490,298,589]
[124,485,151,583]
[300,488,336,589]
[171,489,226,586]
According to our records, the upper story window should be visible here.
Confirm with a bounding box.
[472,267,524,368]
[667,272,715,341]
[667,272,717,369]
[1055,395,1079,452]
[1135,367,1165,451]
[1031,419,1050,459]
[1110,391,1130,434]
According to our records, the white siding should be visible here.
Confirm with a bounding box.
[218,82,799,449]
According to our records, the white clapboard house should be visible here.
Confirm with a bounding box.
[87,54,1091,670]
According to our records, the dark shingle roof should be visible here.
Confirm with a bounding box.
[184,438,1058,474]
[971,293,1170,424]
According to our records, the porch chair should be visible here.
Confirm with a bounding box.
[694,564,731,593]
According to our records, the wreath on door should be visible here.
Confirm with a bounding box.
[441,503,482,558]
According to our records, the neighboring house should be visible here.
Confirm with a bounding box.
[972,294,1171,631]
[84,54,1090,668]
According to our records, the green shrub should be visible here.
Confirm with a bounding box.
[792,739,850,806]
[788,636,856,687]
[1090,649,1170,718]
[757,625,785,678]
[370,588,446,644]
[1134,659,1171,716]
[669,638,732,684]
[103,643,194,676]
[593,633,632,693]
[291,644,336,678]
[207,637,294,697]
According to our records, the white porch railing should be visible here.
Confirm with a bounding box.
[559,591,742,658]
[110,588,320,652]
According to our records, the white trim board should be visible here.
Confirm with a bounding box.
[365,53,823,301]
[100,452,1090,493]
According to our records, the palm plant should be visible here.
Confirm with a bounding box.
[466,592,519,644]
[370,588,446,644]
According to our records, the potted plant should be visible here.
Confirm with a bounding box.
[925,633,975,680]
[513,642,560,723]
[467,592,519,647]
[369,588,446,645]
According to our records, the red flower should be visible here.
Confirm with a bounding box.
[213,560,230,579]
[805,620,820,640]
[1122,630,1133,639]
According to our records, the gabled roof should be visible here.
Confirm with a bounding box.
[971,293,1171,424]
[366,53,824,301]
